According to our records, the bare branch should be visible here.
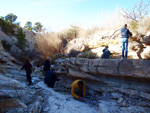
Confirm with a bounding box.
[120,0,150,21]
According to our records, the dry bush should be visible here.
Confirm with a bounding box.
[63,25,80,42]
[78,50,97,59]
[107,39,120,45]
[35,32,62,59]
[97,39,120,47]
[130,21,138,32]
[84,27,101,37]
[59,25,102,40]
[135,17,150,34]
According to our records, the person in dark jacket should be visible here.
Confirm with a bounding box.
[121,24,132,58]
[19,59,33,85]
[102,45,112,59]
[43,57,51,72]
[45,69,60,88]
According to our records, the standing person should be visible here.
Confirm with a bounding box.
[19,59,33,85]
[43,57,51,73]
[102,45,112,59]
[43,57,51,83]
[45,69,60,88]
[121,24,132,59]
[70,80,86,101]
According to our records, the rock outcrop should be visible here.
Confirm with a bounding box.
[0,52,150,112]
[54,57,150,100]
[65,30,150,59]
[0,49,21,75]
[52,57,150,112]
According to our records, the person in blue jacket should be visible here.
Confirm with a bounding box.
[121,24,132,58]
[102,45,112,59]
[44,68,60,88]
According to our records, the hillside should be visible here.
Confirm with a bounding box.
[0,23,150,113]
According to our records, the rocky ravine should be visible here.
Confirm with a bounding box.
[0,49,98,113]
[0,47,150,113]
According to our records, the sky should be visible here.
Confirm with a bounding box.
[0,0,148,32]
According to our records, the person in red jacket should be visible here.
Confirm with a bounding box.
[19,59,33,85]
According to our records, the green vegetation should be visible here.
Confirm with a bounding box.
[33,22,43,32]
[1,39,11,51]
[16,28,27,50]
[78,50,97,59]
[0,19,15,35]
[65,25,80,42]
[24,21,43,32]
[0,13,44,35]
[0,13,20,35]
[5,13,17,24]
[68,49,81,57]
[24,21,33,31]
[130,21,138,32]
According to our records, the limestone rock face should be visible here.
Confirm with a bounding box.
[65,37,88,53]
[0,41,3,50]
[0,50,21,71]
[98,100,148,113]
[53,57,150,101]
[140,36,150,45]
[54,57,150,79]
[0,74,27,113]
[141,46,150,59]
[65,58,150,78]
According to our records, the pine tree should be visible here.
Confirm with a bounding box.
[16,28,27,50]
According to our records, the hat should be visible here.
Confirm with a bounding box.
[51,65,54,69]
[47,57,51,60]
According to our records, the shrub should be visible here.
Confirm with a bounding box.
[69,49,81,57]
[0,19,15,35]
[35,32,62,59]
[135,17,150,34]
[85,27,99,37]
[1,39,11,51]
[65,25,80,42]
[16,28,27,50]
[78,50,97,59]
[130,21,138,32]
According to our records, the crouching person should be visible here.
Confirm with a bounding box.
[45,69,60,88]
[102,45,112,59]
[71,80,86,101]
